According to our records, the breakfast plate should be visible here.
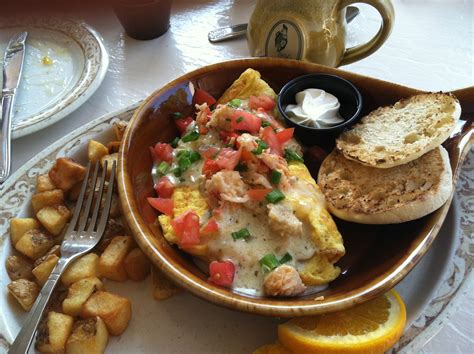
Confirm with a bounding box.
[0,17,109,139]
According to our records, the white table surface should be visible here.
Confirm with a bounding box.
[7,0,474,352]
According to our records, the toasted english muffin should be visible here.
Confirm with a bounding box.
[336,93,461,168]
[317,146,453,224]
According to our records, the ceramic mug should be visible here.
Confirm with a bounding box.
[247,0,394,67]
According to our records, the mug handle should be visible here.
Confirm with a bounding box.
[338,0,395,66]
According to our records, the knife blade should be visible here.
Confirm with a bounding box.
[0,31,28,183]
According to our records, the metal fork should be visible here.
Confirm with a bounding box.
[9,160,116,354]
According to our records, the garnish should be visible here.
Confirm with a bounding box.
[156,161,170,175]
[182,129,200,142]
[231,228,251,241]
[236,116,244,123]
[265,189,285,203]
[279,252,293,264]
[170,137,180,148]
[259,254,280,273]
[261,121,271,128]
[270,170,282,184]
[284,148,304,163]
[229,98,241,108]
[251,140,268,155]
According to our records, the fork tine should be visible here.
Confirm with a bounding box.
[65,162,92,234]
[77,161,100,232]
[96,161,116,236]
[87,160,108,233]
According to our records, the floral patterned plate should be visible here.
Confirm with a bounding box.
[0,105,471,353]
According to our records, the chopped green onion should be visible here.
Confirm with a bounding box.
[284,148,304,163]
[259,254,280,273]
[231,228,251,241]
[177,156,191,171]
[172,167,182,177]
[181,130,200,142]
[266,189,285,203]
[261,121,271,128]
[229,98,241,108]
[172,112,183,119]
[157,161,170,175]
[235,163,248,172]
[170,137,180,148]
[270,170,282,184]
[251,140,268,155]
[279,252,293,264]
[188,150,201,163]
[236,116,244,123]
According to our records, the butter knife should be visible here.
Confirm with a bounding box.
[209,6,359,43]
[0,31,28,184]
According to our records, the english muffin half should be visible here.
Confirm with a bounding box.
[317,146,453,224]
[336,93,460,168]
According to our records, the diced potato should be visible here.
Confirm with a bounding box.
[62,277,104,316]
[99,153,118,178]
[15,229,54,260]
[124,248,151,281]
[62,253,100,287]
[36,311,74,353]
[99,236,134,282]
[32,254,59,286]
[10,218,41,245]
[5,255,33,280]
[113,121,127,141]
[37,174,56,192]
[49,157,87,191]
[7,279,40,311]
[66,317,109,354]
[88,140,109,164]
[68,182,83,201]
[106,141,121,154]
[31,189,65,214]
[37,205,71,236]
[152,266,181,300]
[81,291,131,336]
[34,245,61,268]
[96,218,127,252]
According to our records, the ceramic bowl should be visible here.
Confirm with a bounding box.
[118,58,473,317]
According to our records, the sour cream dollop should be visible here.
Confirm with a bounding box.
[285,88,344,128]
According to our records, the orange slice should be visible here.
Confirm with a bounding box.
[277,290,406,354]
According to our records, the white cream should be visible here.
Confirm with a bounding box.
[285,88,344,128]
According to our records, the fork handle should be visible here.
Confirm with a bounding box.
[0,91,14,183]
[8,257,71,354]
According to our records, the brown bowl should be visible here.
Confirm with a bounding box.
[118,58,473,317]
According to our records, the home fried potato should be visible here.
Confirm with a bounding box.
[15,229,54,260]
[63,277,104,316]
[152,266,182,300]
[124,248,151,281]
[36,311,74,353]
[32,254,59,286]
[10,218,40,245]
[31,189,65,214]
[99,153,118,178]
[37,205,71,236]
[49,157,87,191]
[37,174,57,193]
[81,291,131,336]
[66,317,109,354]
[5,255,33,280]
[7,279,40,311]
[88,140,109,164]
[62,253,100,287]
[97,218,127,252]
[34,245,61,267]
[99,236,134,282]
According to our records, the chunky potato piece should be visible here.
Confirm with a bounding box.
[88,140,109,164]
[152,266,181,300]
[10,218,40,245]
[49,157,86,191]
[31,189,65,214]
[32,254,59,286]
[99,236,134,282]
[63,277,104,316]
[36,311,74,353]
[81,291,131,336]
[99,153,118,178]
[124,248,151,281]
[62,253,100,287]
[37,174,56,192]
[37,205,71,236]
[66,317,109,354]
[5,255,33,280]
[7,279,40,311]
[15,229,54,260]
[113,121,127,141]
[34,245,61,267]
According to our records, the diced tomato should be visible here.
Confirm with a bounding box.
[201,218,219,235]
[199,126,209,135]
[154,143,174,163]
[209,260,235,287]
[249,95,276,111]
[202,159,221,177]
[261,126,282,155]
[192,88,217,106]
[248,188,272,201]
[149,146,158,162]
[231,110,262,134]
[155,176,174,198]
[240,148,254,162]
[200,146,219,159]
[219,130,239,143]
[215,148,241,170]
[175,116,194,135]
[147,197,174,216]
[276,128,294,145]
[172,210,200,247]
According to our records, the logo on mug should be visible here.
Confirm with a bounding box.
[265,20,303,60]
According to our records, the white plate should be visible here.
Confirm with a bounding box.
[0,106,472,353]
[0,17,109,139]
